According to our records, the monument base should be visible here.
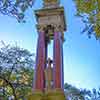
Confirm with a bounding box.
[27,90,43,100]
[27,89,66,100]
[45,89,66,100]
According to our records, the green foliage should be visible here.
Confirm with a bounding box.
[75,0,96,14]
[64,83,100,100]
[64,83,85,100]
[84,88,100,100]
[0,42,34,100]
[74,0,100,40]
[0,0,35,22]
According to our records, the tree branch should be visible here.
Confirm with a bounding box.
[0,75,17,100]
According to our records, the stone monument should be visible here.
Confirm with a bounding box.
[28,0,66,100]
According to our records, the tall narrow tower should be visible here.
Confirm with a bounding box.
[28,0,66,100]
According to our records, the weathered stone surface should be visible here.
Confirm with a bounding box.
[27,90,43,100]
[35,7,66,33]
[27,89,66,100]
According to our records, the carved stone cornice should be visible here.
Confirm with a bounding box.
[36,24,64,41]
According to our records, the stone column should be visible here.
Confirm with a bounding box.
[53,27,64,89]
[33,27,46,91]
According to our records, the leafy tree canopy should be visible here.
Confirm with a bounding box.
[64,83,100,100]
[0,42,34,100]
[74,0,100,40]
[0,0,35,22]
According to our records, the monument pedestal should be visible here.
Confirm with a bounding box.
[27,90,43,100]
[45,89,66,100]
[28,89,66,100]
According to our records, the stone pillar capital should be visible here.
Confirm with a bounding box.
[36,25,46,33]
[54,25,64,40]
[54,25,63,32]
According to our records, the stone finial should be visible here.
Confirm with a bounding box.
[43,0,60,8]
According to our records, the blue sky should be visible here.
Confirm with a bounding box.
[0,0,100,90]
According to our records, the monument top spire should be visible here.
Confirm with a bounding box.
[43,0,60,8]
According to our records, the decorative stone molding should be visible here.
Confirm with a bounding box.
[35,7,66,33]
[54,25,64,40]
[43,0,59,8]
[36,25,46,33]
[36,24,64,41]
